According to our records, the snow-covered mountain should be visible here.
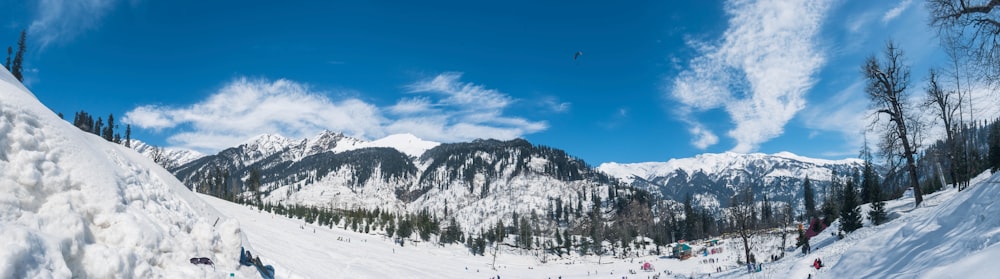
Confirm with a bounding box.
[0,68,243,277]
[599,152,866,211]
[128,139,205,167]
[162,130,874,231]
[169,135,622,231]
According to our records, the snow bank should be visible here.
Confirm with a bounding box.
[829,171,1000,278]
[0,67,242,277]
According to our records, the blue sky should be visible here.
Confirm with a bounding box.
[1,0,964,164]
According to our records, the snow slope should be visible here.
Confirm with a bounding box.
[203,193,739,279]
[0,68,244,278]
[712,170,1000,279]
[829,171,1000,278]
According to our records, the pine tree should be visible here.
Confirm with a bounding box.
[563,229,572,254]
[761,195,773,228]
[247,167,262,205]
[839,180,863,233]
[861,160,878,204]
[94,117,104,136]
[518,215,532,249]
[989,121,1000,172]
[11,30,26,81]
[4,46,10,70]
[867,174,888,226]
[125,124,132,148]
[803,177,816,220]
[103,114,115,141]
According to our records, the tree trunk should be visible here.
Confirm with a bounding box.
[892,93,924,207]
[742,234,751,264]
[901,131,924,207]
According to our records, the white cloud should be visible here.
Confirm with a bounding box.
[668,0,830,152]
[801,81,870,152]
[402,72,548,142]
[881,0,913,24]
[125,74,547,153]
[407,72,511,110]
[125,78,384,152]
[689,123,719,150]
[389,97,435,115]
[29,0,119,49]
[846,11,877,35]
[540,96,571,113]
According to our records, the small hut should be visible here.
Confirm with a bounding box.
[672,242,693,260]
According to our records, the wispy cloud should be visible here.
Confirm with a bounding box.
[29,0,119,49]
[801,81,870,153]
[689,123,719,149]
[668,0,831,152]
[881,0,913,24]
[125,74,547,152]
[539,96,571,113]
[598,107,631,130]
[401,72,548,141]
[406,72,512,110]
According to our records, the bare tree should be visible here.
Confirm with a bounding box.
[778,203,793,258]
[928,0,1000,87]
[727,186,757,265]
[149,145,176,169]
[863,41,924,207]
[924,69,962,186]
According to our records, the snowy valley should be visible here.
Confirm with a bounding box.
[3,63,1000,279]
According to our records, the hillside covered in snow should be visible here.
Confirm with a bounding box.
[0,68,244,277]
[167,134,622,232]
[201,167,1000,279]
[599,152,867,212]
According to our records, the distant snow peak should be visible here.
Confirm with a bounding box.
[127,139,206,166]
[244,133,293,147]
[301,130,353,155]
[771,151,862,165]
[368,133,440,157]
[600,151,864,181]
[240,133,296,158]
[598,151,866,212]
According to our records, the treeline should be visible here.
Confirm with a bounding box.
[216,176,801,262]
[916,118,1000,193]
[4,29,26,81]
[65,110,133,147]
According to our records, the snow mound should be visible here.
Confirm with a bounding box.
[0,68,242,277]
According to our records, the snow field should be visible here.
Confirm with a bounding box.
[206,170,1000,279]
